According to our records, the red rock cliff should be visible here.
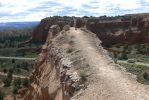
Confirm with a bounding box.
[23,27,90,100]
[30,15,149,45]
[23,14,149,100]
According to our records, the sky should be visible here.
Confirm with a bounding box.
[0,0,149,22]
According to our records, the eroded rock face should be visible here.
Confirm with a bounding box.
[23,29,89,100]
[23,47,64,100]
[31,17,73,44]
[87,18,149,45]
[23,14,149,100]
[30,15,149,46]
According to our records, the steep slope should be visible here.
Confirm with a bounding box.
[86,18,149,45]
[71,28,149,100]
[23,28,149,100]
[29,16,149,46]
[23,28,90,100]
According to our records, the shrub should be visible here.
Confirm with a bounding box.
[22,78,29,87]
[8,68,13,74]
[14,78,21,89]
[120,53,128,60]
[7,70,13,80]
[0,91,4,100]
[16,68,21,73]
[13,86,18,95]
[3,77,11,87]
[21,62,29,71]
[115,44,121,48]
[3,68,7,73]
[137,71,149,85]
[3,68,13,87]
[79,70,87,83]
[11,59,15,64]
[143,72,149,80]
[66,47,73,53]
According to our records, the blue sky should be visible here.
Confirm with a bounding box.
[0,0,149,22]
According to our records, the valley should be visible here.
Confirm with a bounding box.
[0,22,38,100]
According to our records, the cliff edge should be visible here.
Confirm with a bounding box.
[23,27,149,100]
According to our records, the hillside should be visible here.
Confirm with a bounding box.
[29,15,149,45]
[20,14,149,100]
[12,14,149,100]
[21,27,149,100]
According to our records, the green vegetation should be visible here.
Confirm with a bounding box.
[22,78,29,87]
[79,70,87,83]
[118,63,149,84]
[0,27,36,98]
[137,71,149,85]
[3,69,13,87]
[0,33,33,49]
[3,77,11,87]
[108,44,149,63]
[13,86,18,95]
[0,91,4,100]
[14,78,21,88]
[13,78,22,95]
[0,59,34,76]
[107,43,149,85]
[0,31,38,57]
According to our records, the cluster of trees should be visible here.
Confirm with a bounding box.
[0,26,35,48]
[3,69,29,94]
[3,60,32,75]
[0,34,30,48]
[113,45,129,61]
[14,61,30,71]
[13,78,29,95]
[112,44,149,61]
[0,91,4,100]
[135,44,149,55]
[0,26,34,37]
[3,68,13,87]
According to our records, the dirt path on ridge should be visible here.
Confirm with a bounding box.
[71,28,149,100]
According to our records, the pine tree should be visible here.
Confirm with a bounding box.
[0,91,4,100]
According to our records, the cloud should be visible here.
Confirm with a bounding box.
[0,0,149,22]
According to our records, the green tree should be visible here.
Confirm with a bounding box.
[143,72,149,80]
[123,44,128,50]
[14,78,21,89]
[16,68,21,73]
[8,68,13,74]
[12,59,15,64]
[120,53,128,60]
[3,68,13,87]
[3,68,7,73]
[13,86,18,95]
[22,78,29,87]
[7,69,13,80]
[21,62,29,71]
[0,91,4,100]
[3,77,11,87]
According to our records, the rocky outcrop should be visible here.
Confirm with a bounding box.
[23,28,89,100]
[23,27,149,100]
[29,15,149,46]
[22,14,149,100]
[30,17,73,44]
[87,17,149,45]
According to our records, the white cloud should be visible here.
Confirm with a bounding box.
[0,0,148,22]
